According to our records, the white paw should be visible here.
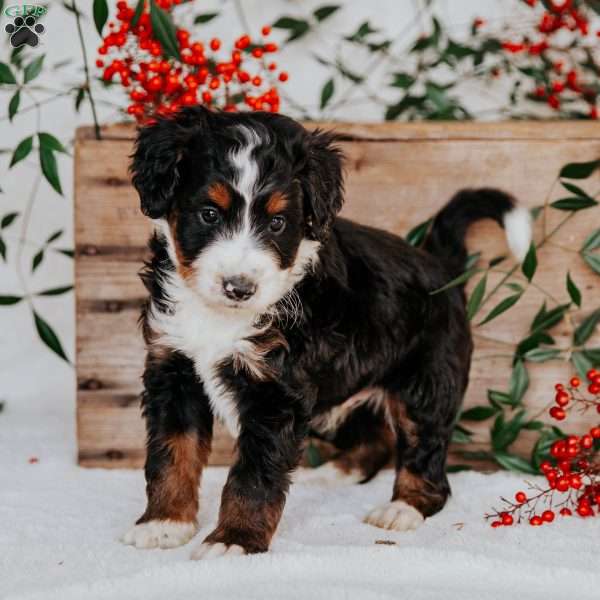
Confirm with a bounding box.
[190,541,246,561]
[363,500,424,531]
[121,520,197,549]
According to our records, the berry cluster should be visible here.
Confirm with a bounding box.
[95,1,288,122]
[487,370,600,527]
[477,0,599,118]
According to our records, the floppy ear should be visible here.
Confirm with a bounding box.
[301,130,345,242]
[130,107,212,219]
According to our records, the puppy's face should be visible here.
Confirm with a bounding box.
[132,109,343,314]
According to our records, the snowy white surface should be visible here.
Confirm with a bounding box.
[2,380,600,600]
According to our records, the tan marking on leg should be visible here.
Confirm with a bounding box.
[393,467,446,517]
[139,432,210,524]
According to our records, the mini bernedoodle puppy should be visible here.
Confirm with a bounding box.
[122,107,532,559]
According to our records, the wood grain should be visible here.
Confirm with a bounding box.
[75,121,600,469]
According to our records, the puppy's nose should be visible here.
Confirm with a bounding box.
[222,276,257,302]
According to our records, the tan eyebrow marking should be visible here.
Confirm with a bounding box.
[265,191,288,215]
[207,182,231,210]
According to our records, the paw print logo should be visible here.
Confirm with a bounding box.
[5,15,45,48]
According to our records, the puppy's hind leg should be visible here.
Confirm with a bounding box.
[364,380,459,532]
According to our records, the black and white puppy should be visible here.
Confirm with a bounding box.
[122,106,531,559]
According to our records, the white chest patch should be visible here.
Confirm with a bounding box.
[148,270,259,437]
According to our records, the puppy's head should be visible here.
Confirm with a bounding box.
[131,107,344,313]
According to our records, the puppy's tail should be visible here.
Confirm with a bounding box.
[423,188,532,279]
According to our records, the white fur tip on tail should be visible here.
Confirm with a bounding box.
[503,205,532,263]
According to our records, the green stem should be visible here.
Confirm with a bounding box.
[72,0,101,140]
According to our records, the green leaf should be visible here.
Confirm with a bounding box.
[38,132,67,154]
[149,0,180,59]
[509,360,529,405]
[305,441,323,468]
[491,409,526,451]
[460,405,497,421]
[582,228,600,252]
[93,0,109,37]
[566,272,582,307]
[574,309,600,346]
[0,295,23,305]
[559,159,600,180]
[478,292,522,326]
[0,237,5,261]
[0,62,16,84]
[405,218,431,247]
[550,196,598,211]
[36,285,73,296]
[320,78,335,109]
[572,351,593,379]
[521,243,537,281]
[583,253,600,275]
[531,428,564,470]
[313,5,340,21]
[194,12,219,24]
[131,0,144,27]
[431,268,482,295]
[1,212,18,229]
[345,21,377,43]
[32,249,44,272]
[447,464,472,473]
[8,89,20,121]
[524,420,544,431]
[561,181,594,199]
[584,348,600,365]
[493,451,537,474]
[74,87,85,112]
[39,147,62,195]
[272,16,310,42]
[57,249,74,259]
[451,427,472,444]
[530,302,570,334]
[524,348,562,362]
[9,136,33,168]
[46,230,63,244]
[391,72,415,89]
[466,274,487,321]
[465,252,481,270]
[23,55,45,84]
[33,310,69,363]
[488,390,513,409]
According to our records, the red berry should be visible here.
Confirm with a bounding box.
[278,71,289,82]
[491,520,503,528]
[555,383,564,391]
[587,369,598,381]
[550,406,566,420]
[559,507,572,516]
[589,384,600,395]
[530,516,543,526]
[556,476,570,492]
[261,25,271,36]
[590,427,600,439]
[252,47,264,58]
[569,474,582,489]
[515,491,527,503]
[542,510,555,522]
[570,377,581,388]
[210,38,221,51]
[501,513,514,526]
[581,434,593,449]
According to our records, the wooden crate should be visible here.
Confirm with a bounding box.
[75,121,600,469]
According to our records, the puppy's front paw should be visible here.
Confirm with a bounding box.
[190,541,246,561]
[121,519,197,549]
[363,500,424,531]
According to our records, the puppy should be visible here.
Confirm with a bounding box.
[122,107,531,558]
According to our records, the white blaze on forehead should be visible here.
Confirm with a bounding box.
[229,125,263,207]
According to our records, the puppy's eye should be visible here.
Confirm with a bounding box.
[200,208,220,225]
[269,215,286,233]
